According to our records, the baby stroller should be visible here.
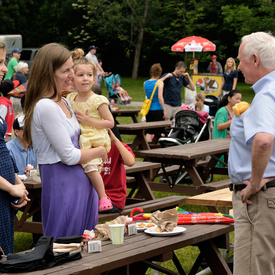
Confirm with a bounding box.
[158,109,212,185]
[104,74,131,104]
[204,95,219,117]
[158,109,211,148]
[104,74,120,103]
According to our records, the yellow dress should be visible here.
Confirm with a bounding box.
[67,92,111,172]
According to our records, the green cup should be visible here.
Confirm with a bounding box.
[109,224,125,245]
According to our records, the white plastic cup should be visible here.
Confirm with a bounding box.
[109,224,125,245]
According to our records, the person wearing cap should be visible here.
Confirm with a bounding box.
[4,48,21,80]
[0,80,15,136]
[207,55,223,74]
[6,115,37,175]
[85,45,105,86]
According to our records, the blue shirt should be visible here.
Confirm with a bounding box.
[6,136,37,175]
[162,73,189,107]
[144,79,163,110]
[228,70,275,183]
[222,70,238,91]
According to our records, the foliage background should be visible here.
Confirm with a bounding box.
[1,0,275,78]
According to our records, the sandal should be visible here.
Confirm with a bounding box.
[98,197,113,212]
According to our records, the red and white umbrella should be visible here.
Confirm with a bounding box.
[171,36,216,57]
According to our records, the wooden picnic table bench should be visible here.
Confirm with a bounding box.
[111,108,140,124]
[7,223,234,275]
[15,161,177,234]
[138,138,231,195]
[98,195,187,222]
[117,120,172,151]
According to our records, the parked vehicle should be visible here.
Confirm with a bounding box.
[20,48,40,69]
[0,34,22,56]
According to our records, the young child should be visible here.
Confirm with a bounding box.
[100,129,135,212]
[67,57,114,212]
[189,92,210,113]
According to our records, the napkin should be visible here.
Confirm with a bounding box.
[53,243,81,253]
[95,216,127,241]
[150,208,178,232]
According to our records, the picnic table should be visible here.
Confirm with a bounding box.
[117,120,172,151]
[7,223,234,275]
[185,188,232,213]
[14,162,166,235]
[111,109,140,124]
[138,138,231,195]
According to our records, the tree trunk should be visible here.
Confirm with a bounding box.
[131,0,149,80]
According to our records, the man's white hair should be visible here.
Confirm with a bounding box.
[16,61,28,73]
[241,32,275,70]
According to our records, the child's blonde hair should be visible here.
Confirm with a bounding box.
[71,48,84,61]
[194,92,205,112]
[73,57,98,81]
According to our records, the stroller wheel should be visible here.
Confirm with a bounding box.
[205,173,213,183]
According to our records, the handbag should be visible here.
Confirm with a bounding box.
[140,80,160,117]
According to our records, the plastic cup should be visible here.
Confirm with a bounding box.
[109,224,125,245]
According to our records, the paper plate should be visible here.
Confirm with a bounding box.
[144,226,186,236]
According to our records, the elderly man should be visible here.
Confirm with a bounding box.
[161,61,195,121]
[228,32,275,275]
[4,48,21,80]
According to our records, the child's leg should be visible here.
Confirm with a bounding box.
[86,171,107,199]
[86,171,113,211]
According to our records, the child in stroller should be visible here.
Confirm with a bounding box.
[104,74,132,104]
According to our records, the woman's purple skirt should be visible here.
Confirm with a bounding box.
[40,162,98,240]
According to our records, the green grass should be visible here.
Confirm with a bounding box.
[14,77,243,273]
[102,77,254,103]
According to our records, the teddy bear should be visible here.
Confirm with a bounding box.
[232,101,250,116]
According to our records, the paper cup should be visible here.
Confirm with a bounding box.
[109,224,125,245]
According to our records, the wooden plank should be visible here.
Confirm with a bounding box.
[98,195,186,222]
[185,188,232,208]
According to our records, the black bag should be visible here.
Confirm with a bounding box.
[0,236,81,273]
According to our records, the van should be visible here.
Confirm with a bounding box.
[20,48,40,69]
[0,34,22,56]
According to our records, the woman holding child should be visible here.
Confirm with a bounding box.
[24,43,107,240]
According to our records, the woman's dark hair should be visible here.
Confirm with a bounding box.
[218,89,242,109]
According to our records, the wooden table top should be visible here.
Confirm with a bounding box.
[139,138,230,160]
[117,120,172,130]
[125,161,161,173]
[185,188,232,208]
[112,109,140,114]
[9,223,233,275]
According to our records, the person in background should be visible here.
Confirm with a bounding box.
[85,45,105,86]
[4,48,21,80]
[98,59,112,77]
[189,92,210,113]
[0,80,15,136]
[229,31,275,275]
[10,61,29,117]
[100,129,135,213]
[213,89,241,167]
[161,61,196,121]
[23,43,107,240]
[0,39,29,255]
[6,115,37,175]
[13,61,29,84]
[207,55,223,74]
[213,89,242,139]
[144,63,166,142]
[218,57,238,97]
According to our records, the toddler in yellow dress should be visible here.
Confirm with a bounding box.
[67,57,114,212]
